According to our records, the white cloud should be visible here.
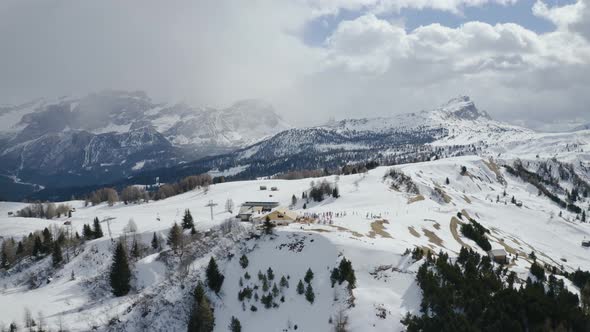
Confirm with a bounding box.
[0,0,589,129]
[290,11,590,126]
[302,0,518,16]
[0,0,319,107]
[533,0,590,41]
[323,14,588,74]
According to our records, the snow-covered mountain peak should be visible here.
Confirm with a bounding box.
[438,95,491,121]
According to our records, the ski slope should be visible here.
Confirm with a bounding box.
[1,156,590,331]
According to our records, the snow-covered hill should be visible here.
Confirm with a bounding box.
[1,155,589,331]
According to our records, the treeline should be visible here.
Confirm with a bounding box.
[0,225,82,274]
[154,174,212,200]
[384,168,420,195]
[505,161,583,214]
[308,180,339,202]
[273,160,380,180]
[16,202,72,219]
[82,174,212,206]
[459,215,491,251]
[0,216,109,274]
[86,187,120,206]
[330,257,356,290]
[402,248,590,331]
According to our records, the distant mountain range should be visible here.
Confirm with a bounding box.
[0,91,288,200]
[2,92,589,201]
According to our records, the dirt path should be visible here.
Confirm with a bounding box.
[450,216,472,250]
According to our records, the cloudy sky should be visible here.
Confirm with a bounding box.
[0,0,589,129]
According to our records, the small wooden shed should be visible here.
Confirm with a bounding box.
[488,248,508,264]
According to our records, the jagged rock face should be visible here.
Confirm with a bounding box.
[234,96,503,162]
[438,96,492,120]
[0,91,288,199]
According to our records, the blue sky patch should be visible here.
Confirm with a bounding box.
[302,0,576,47]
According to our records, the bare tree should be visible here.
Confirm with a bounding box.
[106,189,119,206]
[333,309,349,332]
[23,307,33,329]
[45,203,57,219]
[36,311,45,332]
[124,218,138,233]
[225,198,234,213]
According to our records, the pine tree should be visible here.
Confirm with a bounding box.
[110,241,131,296]
[261,293,273,308]
[0,251,9,269]
[280,275,289,288]
[151,232,159,250]
[182,209,194,230]
[304,268,314,283]
[194,281,205,302]
[529,251,537,262]
[291,194,297,206]
[305,283,315,304]
[167,222,183,253]
[42,228,53,253]
[582,281,590,313]
[330,268,340,287]
[460,166,467,175]
[338,257,356,289]
[297,280,305,295]
[239,254,249,269]
[15,241,24,257]
[445,177,450,185]
[131,239,140,259]
[83,224,93,239]
[267,267,274,280]
[272,283,279,297]
[229,316,242,332]
[262,216,274,235]
[199,297,215,332]
[206,257,225,294]
[188,289,215,332]
[332,186,339,198]
[52,242,63,267]
[32,236,42,256]
[93,217,104,238]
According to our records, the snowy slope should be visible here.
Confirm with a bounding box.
[231,95,533,161]
[1,155,590,331]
